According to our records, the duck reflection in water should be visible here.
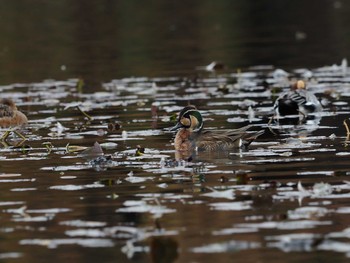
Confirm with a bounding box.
[170,106,264,160]
[0,98,28,144]
[150,236,178,263]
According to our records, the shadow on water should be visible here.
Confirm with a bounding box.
[2,1,350,263]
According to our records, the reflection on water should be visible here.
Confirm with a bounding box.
[1,0,350,85]
[2,1,350,263]
[0,61,350,262]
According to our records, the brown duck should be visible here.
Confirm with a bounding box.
[0,98,28,141]
[170,106,264,154]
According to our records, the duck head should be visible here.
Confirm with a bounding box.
[170,106,203,132]
[292,80,306,90]
[0,98,17,110]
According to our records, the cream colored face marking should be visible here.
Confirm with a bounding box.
[296,80,305,89]
[189,115,199,130]
[180,117,191,127]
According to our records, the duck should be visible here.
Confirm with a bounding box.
[170,106,264,155]
[0,98,28,141]
[274,80,322,117]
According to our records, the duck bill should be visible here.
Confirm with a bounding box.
[169,122,183,132]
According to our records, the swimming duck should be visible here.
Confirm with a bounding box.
[274,80,322,116]
[170,106,264,154]
[0,98,28,141]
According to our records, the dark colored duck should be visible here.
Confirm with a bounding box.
[170,106,264,155]
[274,80,322,116]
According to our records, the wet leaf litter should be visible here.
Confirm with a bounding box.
[2,60,350,261]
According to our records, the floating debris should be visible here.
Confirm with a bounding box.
[196,61,227,72]
[20,238,114,248]
[4,60,350,261]
[191,240,260,253]
[208,201,252,211]
[135,145,145,156]
[80,141,104,158]
[202,187,235,200]
[65,143,88,153]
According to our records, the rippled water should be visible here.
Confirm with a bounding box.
[1,62,350,262]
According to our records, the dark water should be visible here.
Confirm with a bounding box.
[1,1,350,263]
[1,0,350,85]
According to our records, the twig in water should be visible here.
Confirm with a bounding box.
[76,106,93,121]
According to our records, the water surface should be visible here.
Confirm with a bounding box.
[2,1,350,263]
